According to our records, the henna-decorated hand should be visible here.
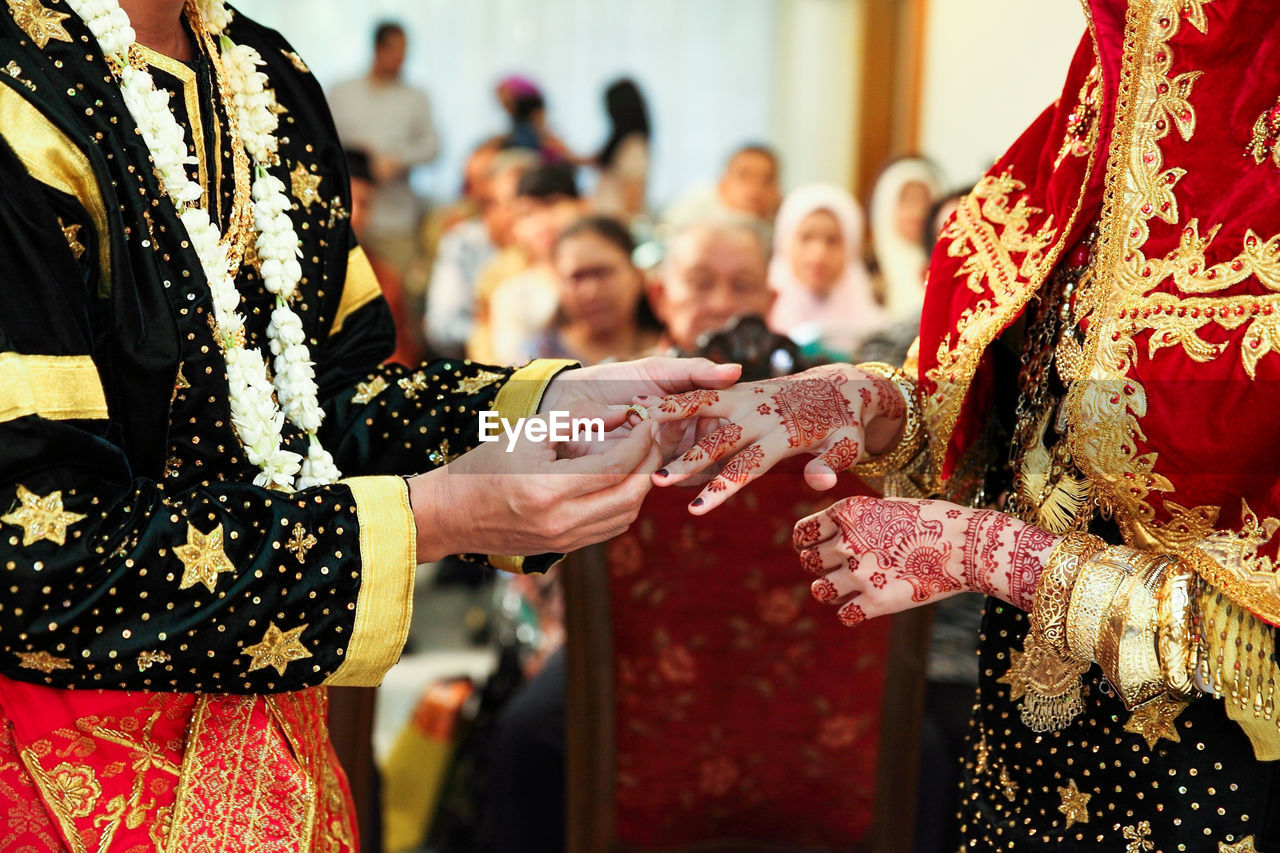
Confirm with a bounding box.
[793,496,1059,627]
[637,364,906,513]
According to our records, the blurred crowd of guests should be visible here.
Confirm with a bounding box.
[329,21,968,380]
[330,20,977,853]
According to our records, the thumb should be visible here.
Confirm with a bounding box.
[688,359,743,389]
[803,456,840,492]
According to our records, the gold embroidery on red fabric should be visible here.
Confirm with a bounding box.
[922,22,1104,489]
[167,696,304,852]
[924,172,1057,482]
[1055,63,1102,169]
[1067,0,1221,552]
[1247,96,1280,168]
[17,747,91,853]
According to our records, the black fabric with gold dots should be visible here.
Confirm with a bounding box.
[0,9,520,693]
[957,603,1279,851]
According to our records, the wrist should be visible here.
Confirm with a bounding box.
[409,468,457,564]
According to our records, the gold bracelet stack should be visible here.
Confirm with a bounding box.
[852,362,925,478]
[1064,546,1135,663]
[1031,532,1105,658]
[1096,553,1178,709]
[1157,561,1199,700]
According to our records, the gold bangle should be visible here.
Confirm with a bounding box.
[1157,559,1199,700]
[852,362,924,477]
[1097,552,1174,709]
[1064,546,1133,661]
[1031,532,1105,658]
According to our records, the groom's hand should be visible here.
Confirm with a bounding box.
[538,357,742,458]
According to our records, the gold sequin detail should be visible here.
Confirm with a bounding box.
[2,485,85,546]
[243,622,312,676]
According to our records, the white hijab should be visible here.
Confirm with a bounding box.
[767,183,885,357]
[870,158,940,322]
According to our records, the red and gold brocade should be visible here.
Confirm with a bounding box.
[918,0,1280,637]
[0,680,356,852]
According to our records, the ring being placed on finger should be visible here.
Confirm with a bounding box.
[625,403,651,423]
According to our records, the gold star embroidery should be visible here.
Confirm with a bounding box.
[1123,694,1188,749]
[1123,821,1154,853]
[289,162,323,210]
[1057,779,1091,828]
[1220,837,1259,853]
[286,523,316,562]
[244,622,311,676]
[16,650,72,673]
[998,765,1018,802]
[173,523,236,593]
[398,373,429,399]
[283,49,310,73]
[996,647,1027,701]
[455,370,506,395]
[428,439,458,467]
[2,485,86,546]
[351,375,388,404]
[136,650,171,672]
[7,0,72,50]
[58,218,86,260]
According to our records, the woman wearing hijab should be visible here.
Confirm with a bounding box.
[869,157,941,322]
[767,184,886,361]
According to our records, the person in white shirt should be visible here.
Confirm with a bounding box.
[329,22,440,273]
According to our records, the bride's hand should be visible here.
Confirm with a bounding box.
[793,496,1059,627]
[635,364,906,514]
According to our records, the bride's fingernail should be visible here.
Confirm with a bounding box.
[691,497,704,508]
[656,468,669,478]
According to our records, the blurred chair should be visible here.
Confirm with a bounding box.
[564,459,932,853]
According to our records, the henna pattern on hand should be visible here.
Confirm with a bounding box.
[659,389,720,416]
[961,510,1013,598]
[829,497,961,602]
[770,376,859,449]
[800,548,827,576]
[1007,524,1058,612]
[681,423,744,463]
[870,571,887,589]
[705,444,765,493]
[858,387,872,408]
[838,601,867,627]
[811,577,839,603]
[819,437,860,472]
[869,376,905,423]
[756,403,773,416]
[794,518,824,551]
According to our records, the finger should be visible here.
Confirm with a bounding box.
[799,545,842,578]
[634,388,741,424]
[811,567,858,604]
[687,440,778,515]
[552,420,656,492]
[653,421,752,486]
[635,357,743,394]
[804,435,865,491]
[836,597,870,628]
[793,511,838,552]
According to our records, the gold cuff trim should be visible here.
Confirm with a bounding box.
[492,359,579,425]
[0,83,110,288]
[326,476,416,686]
[488,359,578,573]
[0,352,108,424]
[329,246,384,337]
